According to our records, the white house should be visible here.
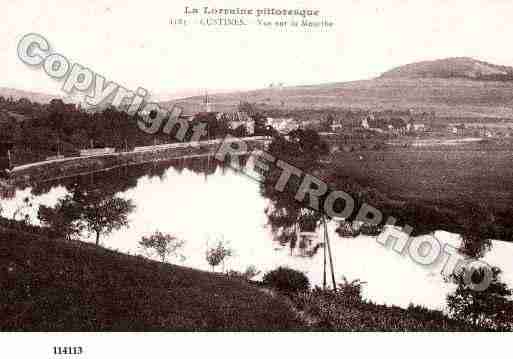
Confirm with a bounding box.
[266,117,299,134]
[413,123,426,132]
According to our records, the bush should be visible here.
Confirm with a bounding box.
[359,223,382,236]
[290,279,480,331]
[337,277,365,304]
[447,266,513,330]
[262,267,310,294]
[226,265,261,281]
[335,221,358,237]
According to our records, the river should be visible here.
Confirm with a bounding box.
[2,157,513,311]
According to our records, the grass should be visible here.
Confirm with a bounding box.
[0,229,303,331]
[325,142,513,240]
[292,291,483,331]
[330,145,513,209]
[0,226,490,331]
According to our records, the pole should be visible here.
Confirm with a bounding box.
[324,216,337,291]
[323,217,327,290]
[7,149,12,169]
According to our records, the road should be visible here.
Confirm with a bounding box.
[10,136,270,173]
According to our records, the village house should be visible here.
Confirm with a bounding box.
[192,110,255,136]
[412,123,426,132]
[299,119,324,131]
[388,118,408,136]
[266,117,299,134]
[330,116,360,132]
[463,122,513,138]
[330,118,344,132]
[219,111,255,135]
[361,115,408,135]
[448,124,466,136]
[405,110,433,133]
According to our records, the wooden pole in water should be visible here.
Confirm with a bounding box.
[324,216,337,291]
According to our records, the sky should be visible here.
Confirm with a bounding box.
[3,0,513,100]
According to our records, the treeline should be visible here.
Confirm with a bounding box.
[0,97,263,166]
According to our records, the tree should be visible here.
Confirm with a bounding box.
[38,195,83,240]
[36,186,135,245]
[237,101,269,136]
[73,188,135,246]
[253,113,268,136]
[139,230,185,263]
[447,265,513,330]
[49,98,67,114]
[205,239,233,272]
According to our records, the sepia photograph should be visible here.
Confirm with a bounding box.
[1,0,513,356]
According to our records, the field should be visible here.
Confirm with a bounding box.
[331,146,513,209]
[326,140,513,239]
[166,78,513,119]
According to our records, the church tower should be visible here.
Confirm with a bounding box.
[204,92,212,112]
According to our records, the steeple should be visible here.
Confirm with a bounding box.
[204,91,212,112]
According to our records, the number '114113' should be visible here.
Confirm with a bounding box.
[53,346,83,355]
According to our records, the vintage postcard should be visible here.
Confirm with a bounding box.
[1,0,512,356]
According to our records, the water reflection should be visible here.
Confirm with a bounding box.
[5,155,513,310]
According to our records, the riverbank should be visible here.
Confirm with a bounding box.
[7,137,269,186]
[1,227,483,331]
[0,228,302,331]
[323,143,513,241]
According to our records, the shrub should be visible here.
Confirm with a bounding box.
[205,239,233,272]
[337,277,365,305]
[447,265,513,330]
[335,221,359,237]
[262,267,310,294]
[291,279,479,331]
[335,221,357,237]
[359,223,382,236]
[226,265,261,281]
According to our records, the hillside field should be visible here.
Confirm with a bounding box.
[0,228,303,331]
[167,78,513,119]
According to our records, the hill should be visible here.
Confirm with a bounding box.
[0,87,61,104]
[381,57,513,81]
[165,58,513,119]
[0,228,302,331]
